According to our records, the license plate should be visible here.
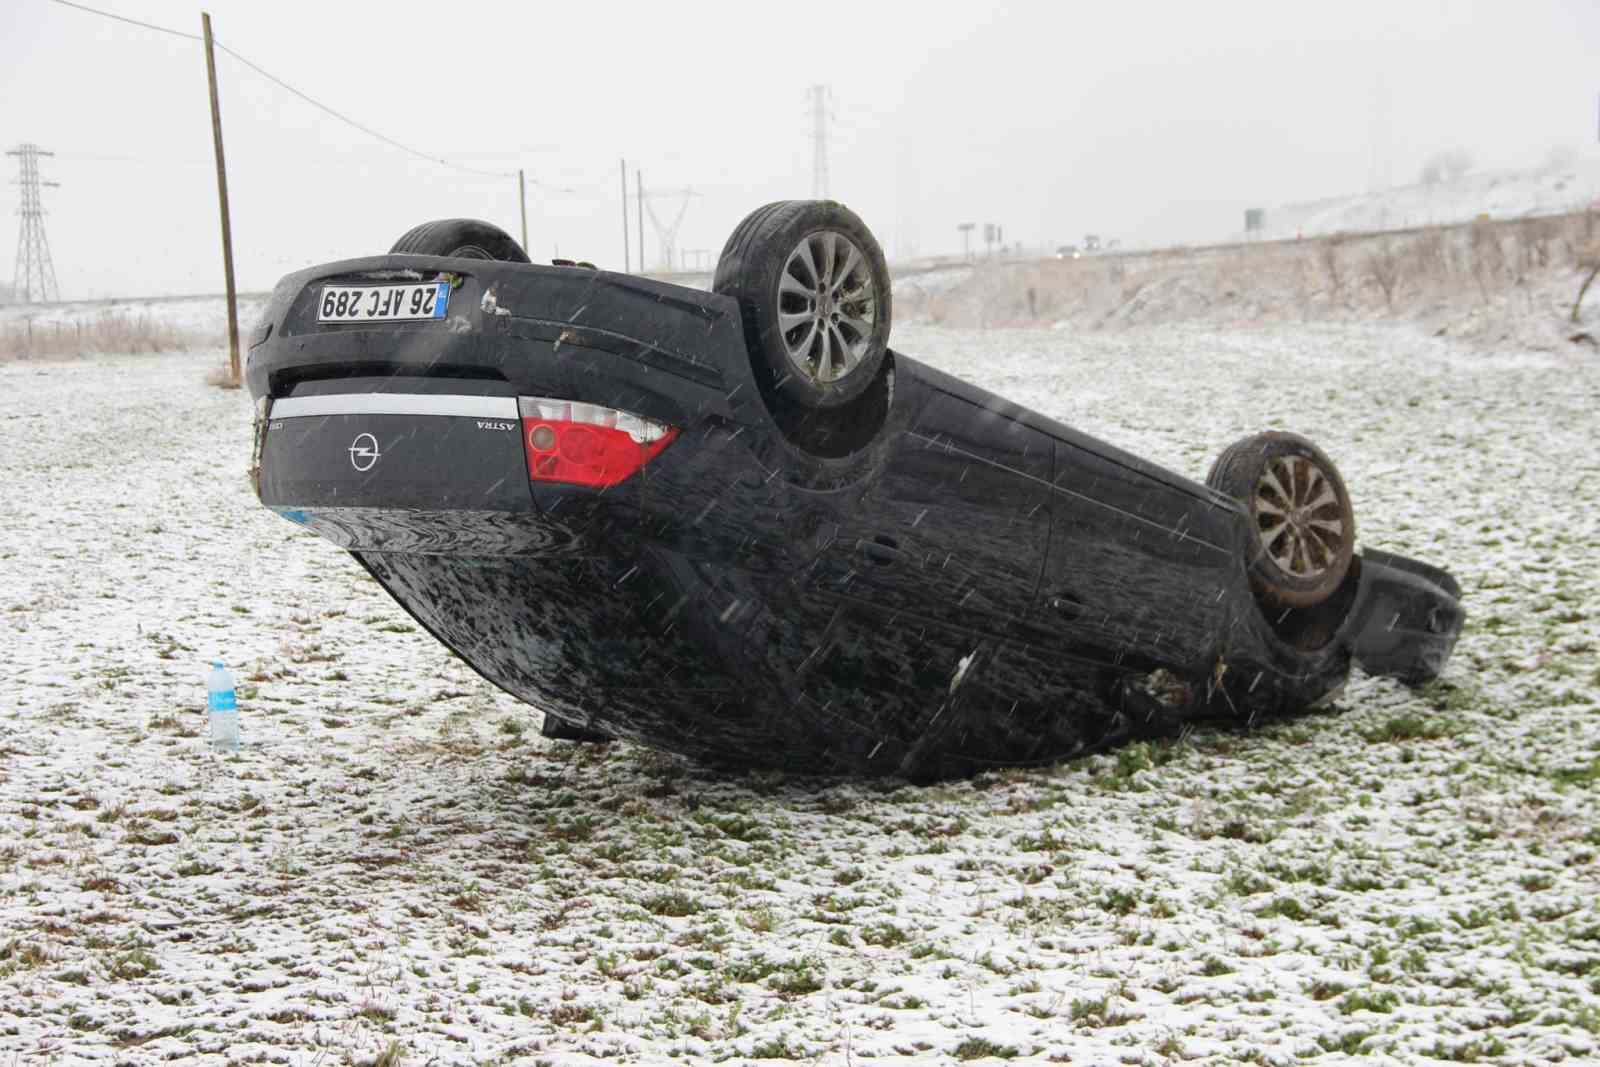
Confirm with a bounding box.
[317,282,449,323]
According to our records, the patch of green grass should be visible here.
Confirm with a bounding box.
[768,964,823,997]
[1360,713,1456,743]
[105,945,157,980]
[1426,1036,1509,1062]
[1340,988,1401,1014]
[748,1034,805,1059]
[1097,887,1140,915]
[1259,896,1310,921]
[1068,993,1134,1027]
[642,891,701,917]
[1317,1030,1374,1055]
[1225,869,1273,896]
[1552,759,1600,788]
[0,940,50,975]
[861,922,910,948]
[832,865,865,886]
[952,1037,1019,1060]
[1013,828,1070,853]
[548,1001,598,1027]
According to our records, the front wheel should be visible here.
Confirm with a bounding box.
[1207,431,1356,609]
[714,200,891,411]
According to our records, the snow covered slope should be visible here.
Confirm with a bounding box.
[1258,156,1600,240]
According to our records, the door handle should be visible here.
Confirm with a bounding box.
[860,534,901,566]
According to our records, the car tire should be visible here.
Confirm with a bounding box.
[390,219,530,263]
[714,200,891,411]
[1207,431,1356,609]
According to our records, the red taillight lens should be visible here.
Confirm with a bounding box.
[517,397,679,488]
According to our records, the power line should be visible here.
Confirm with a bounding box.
[52,0,198,41]
[49,0,584,187]
[211,40,511,178]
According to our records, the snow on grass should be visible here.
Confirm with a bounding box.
[1,324,1597,1066]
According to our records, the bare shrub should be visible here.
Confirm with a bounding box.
[1442,149,1473,182]
[1421,149,1473,185]
[1573,236,1600,324]
[0,313,209,361]
[1408,231,1449,285]
[1365,243,1404,310]
[1467,222,1504,305]
[1512,217,1562,276]
[1317,236,1347,306]
[204,364,241,390]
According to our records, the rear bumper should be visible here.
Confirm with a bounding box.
[259,396,533,514]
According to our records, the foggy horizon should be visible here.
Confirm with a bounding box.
[4,0,1598,299]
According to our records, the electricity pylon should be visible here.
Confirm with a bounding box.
[807,84,831,199]
[8,143,60,304]
[641,184,698,272]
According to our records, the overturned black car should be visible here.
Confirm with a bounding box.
[247,202,1463,779]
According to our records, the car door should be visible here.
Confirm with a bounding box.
[811,370,1053,639]
[1030,424,1238,674]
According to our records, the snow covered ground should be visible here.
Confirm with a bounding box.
[1,323,1597,1066]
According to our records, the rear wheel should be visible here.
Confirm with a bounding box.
[1207,431,1356,609]
[714,200,891,411]
[390,219,530,263]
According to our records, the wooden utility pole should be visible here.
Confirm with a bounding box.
[620,158,630,273]
[201,12,239,384]
[636,169,645,274]
[518,170,528,254]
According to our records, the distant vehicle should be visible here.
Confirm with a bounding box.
[1055,245,1080,259]
[1083,234,1102,253]
[247,200,1463,779]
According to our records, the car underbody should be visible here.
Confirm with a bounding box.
[248,242,1462,779]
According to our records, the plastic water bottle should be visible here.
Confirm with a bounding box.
[207,661,239,752]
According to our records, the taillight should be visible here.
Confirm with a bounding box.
[517,396,679,488]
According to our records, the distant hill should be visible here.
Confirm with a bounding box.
[1254,155,1600,241]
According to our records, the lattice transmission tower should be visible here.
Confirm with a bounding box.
[8,143,61,304]
[807,85,831,199]
[641,184,698,272]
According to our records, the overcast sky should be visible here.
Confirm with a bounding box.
[3,0,1598,299]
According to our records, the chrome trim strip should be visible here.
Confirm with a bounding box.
[269,394,518,420]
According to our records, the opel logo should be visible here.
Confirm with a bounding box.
[348,432,381,472]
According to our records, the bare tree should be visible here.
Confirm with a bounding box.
[1318,235,1346,306]
[1365,243,1403,311]
[1572,238,1600,325]
[1468,221,1503,305]
[1441,149,1474,182]
[1421,149,1474,185]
